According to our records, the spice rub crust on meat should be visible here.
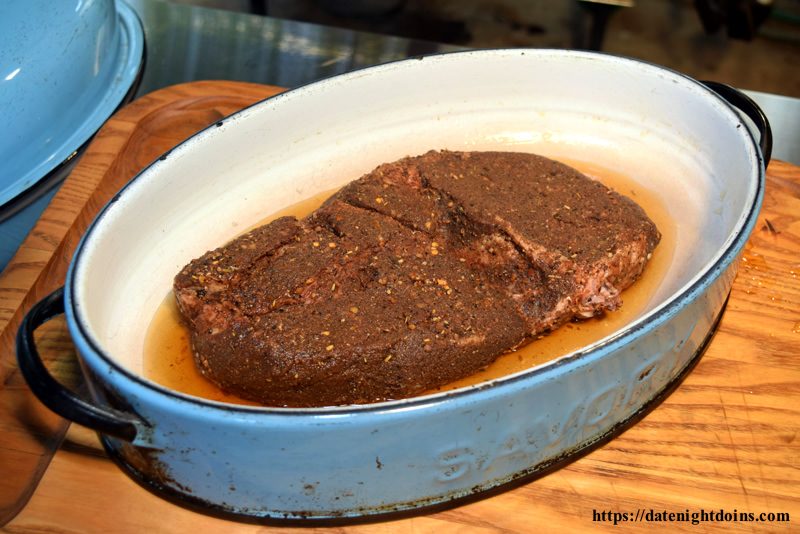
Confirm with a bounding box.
[174,150,661,407]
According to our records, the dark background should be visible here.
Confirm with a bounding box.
[170,0,800,98]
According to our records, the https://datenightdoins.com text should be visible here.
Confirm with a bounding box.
[593,508,790,526]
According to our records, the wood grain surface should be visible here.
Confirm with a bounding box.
[1,81,798,533]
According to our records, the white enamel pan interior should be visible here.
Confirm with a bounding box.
[69,49,762,405]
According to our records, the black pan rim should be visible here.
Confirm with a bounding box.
[64,48,765,416]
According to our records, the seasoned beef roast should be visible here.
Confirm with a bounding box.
[174,151,660,406]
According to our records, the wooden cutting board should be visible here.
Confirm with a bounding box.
[1,81,798,533]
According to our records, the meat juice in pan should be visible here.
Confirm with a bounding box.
[144,159,675,406]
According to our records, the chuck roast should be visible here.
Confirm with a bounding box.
[174,151,660,406]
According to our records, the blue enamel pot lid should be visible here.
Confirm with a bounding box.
[0,0,144,208]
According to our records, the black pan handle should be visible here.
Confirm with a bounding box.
[701,80,773,167]
[16,287,143,442]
